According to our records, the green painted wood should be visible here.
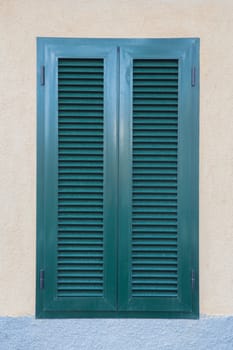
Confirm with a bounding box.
[37,38,199,318]
[118,41,199,316]
[37,41,118,316]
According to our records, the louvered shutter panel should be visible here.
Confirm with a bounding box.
[57,58,106,298]
[38,43,118,315]
[131,59,179,298]
[118,43,198,315]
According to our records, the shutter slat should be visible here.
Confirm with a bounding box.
[58,260,103,265]
[132,279,177,285]
[58,252,103,257]
[134,119,177,125]
[133,272,177,278]
[134,68,178,73]
[58,86,104,92]
[57,58,105,297]
[131,59,178,297]
[59,125,103,130]
[58,278,103,283]
[134,81,178,86]
[133,105,177,111]
[59,111,103,117]
[59,99,103,104]
[58,272,103,277]
[59,105,103,111]
[59,73,103,79]
[134,112,177,117]
[58,286,103,291]
[59,201,103,206]
[134,74,178,80]
[58,194,103,200]
[59,67,104,73]
[59,207,103,212]
[134,87,178,93]
[133,266,177,271]
[58,241,103,246]
[58,228,103,232]
[133,233,177,238]
[58,214,103,219]
[133,60,178,67]
[58,234,103,239]
[58,162,103,168]
[59,144,103,149]
[59,59,103,66]
[59,136,103,142]
[133,239,177,245]
[59,92,103,98]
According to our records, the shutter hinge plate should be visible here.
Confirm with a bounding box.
[40,269,45,289]
[40,65,45,86]
[191,269,195,289]
[191,66,196,87]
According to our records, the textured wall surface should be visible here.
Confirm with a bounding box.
[0,317,233,350]
[0,0,233,316]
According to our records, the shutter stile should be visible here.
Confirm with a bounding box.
[57,58,104,297]
[132,59,179,297]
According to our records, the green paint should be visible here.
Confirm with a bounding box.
[37,38,199,318]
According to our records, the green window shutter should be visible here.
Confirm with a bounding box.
[37,41,118,316]
[118,42,199,316]
[37,38,199,318]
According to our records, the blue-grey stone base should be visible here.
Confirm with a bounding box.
[0,316,233,350]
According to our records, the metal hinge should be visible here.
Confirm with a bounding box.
[191,66,196,87]
[191,269,195,289]
[40,65,45,86]
[40,269,45,289]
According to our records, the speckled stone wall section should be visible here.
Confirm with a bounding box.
[0,0,233,316]
[0,317,233,350]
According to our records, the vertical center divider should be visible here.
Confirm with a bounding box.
[116,46,120,309]
[118,48,133,310]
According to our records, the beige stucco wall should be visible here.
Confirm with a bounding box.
[0,0,233,316]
